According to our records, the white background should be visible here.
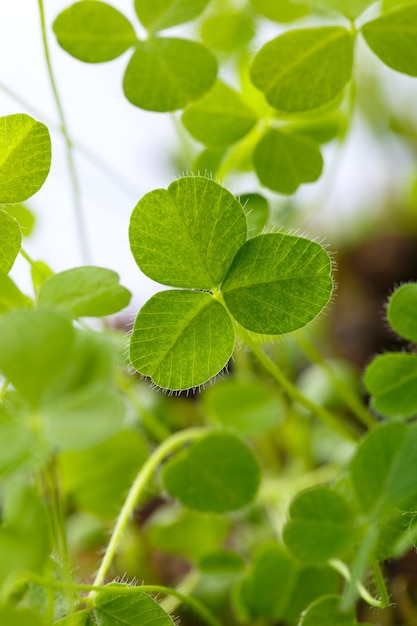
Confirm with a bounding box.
[1,1,416,312]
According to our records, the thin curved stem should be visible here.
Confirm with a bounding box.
[329,559,384,609]
[28,576,221,626]
[237,326,360,442]
[91,427,206,590]
[37,0,90,263]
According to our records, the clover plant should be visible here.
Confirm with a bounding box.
[1,1,417,625]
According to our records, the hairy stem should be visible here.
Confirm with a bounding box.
[329,559,384,609]
[91,427,206,590]
[237,326,359,442]
[371,560,390,609]
[37,0,90,263]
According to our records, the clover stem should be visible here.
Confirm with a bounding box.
[237,326,359,442]
[371,560,390,608]
[296,331,378,429]
[37,0,90,264]
[90,427,206,592]
[329,559,384,609]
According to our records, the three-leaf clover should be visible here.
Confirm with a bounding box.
[128,175,333,390]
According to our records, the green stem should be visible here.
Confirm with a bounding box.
[341,525,379,610]
[296,332,377,429]
[37,0,90,264]
[20,247,36,267]
[371,560,390,609]
[237,326,359,442]
[160,568,199,613]
[116,372,171,443]
[91,427,206,590]
[29,575,220,626]
[329,559,384,609]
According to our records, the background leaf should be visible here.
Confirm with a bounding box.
[200,11,255,52]
[123,38,217,112]
[361,3,417,76]
[94,585,174,626]
[42,383,124,450]
[387,282,417,342]
[239,193,269,238]
[161,431,261,512]
[250,0,309,22]
[283,485,355,563]
[364,353,417,418]
[0,273,31,313]
[299,595,357,626]
[145,505,230,560]
[221,233,333,335]
[134,0,210,32]
[37,266,131,318]
[130,290,235,390]
[0,210,21,274]
[53,1,136,63]
[0,114,51,203]
[0,309,74,406]
[299,0,375,18]
[182,80,257,147]
[250,27,353,112]
[253,128,323,194]
[59,430,148,517]
[202,377,284,435]
[350,422,417,517]
[129,176,247,289]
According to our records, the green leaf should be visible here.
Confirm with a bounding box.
[221,233,333,335]
[54,612,92,625]
[250,27,354,112]
[0,608,43,626]
[299,595,356,626]
[123,38,217,112]
[202,377,284,435]
[254,128,323,194]
[234,543,299,620]
[0,114,51,203]
[234,543,338,623]
[387,283,417,342]
[200,11,254,52]
[37,266,131,318]
[42,383,124,450]
[94,585,174,626]
[193,146,225,175]
[5,203,36,237]
[283,485,355,563]
[129,176,247,289]
[146,506,230,560]
[300,0,375,18]
[59,430,148,516]
[129,290,234,390]
[361,3,417,76]
[0,309,75,406]
[250,0,309,22]
[182,81,257,147]
[0,272,32,313]
[134,0,210,32]
[53,1,137,63]
[161,431,261,512]
[350,421,417,516]
[364,353,417,418]
[0,210,21,273]
[239,193,269,238]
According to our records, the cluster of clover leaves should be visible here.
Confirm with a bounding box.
[2,0,417,624]
[51,0,417,194]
